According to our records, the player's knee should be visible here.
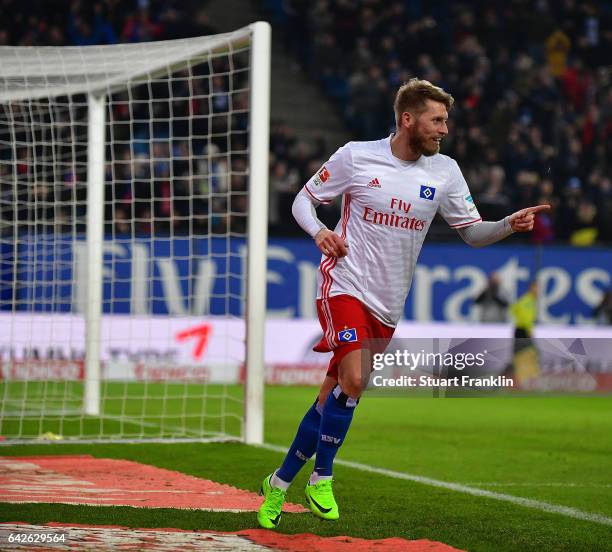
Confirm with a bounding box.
[338,371,363,398]
[337,349,366,398]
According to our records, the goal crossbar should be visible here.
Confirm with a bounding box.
[0,28,253,102]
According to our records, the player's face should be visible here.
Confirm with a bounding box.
[409,100,449,156]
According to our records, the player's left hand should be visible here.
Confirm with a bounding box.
[509,204,550,232]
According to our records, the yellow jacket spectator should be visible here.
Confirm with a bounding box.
[545,29,571,77]
[511,282,538,338]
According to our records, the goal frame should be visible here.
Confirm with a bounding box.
[1,21,271,445]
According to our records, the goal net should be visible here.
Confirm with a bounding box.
[0,23,270,443]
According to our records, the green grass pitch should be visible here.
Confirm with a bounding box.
[0,385,611,551]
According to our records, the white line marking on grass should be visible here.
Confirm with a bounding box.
[260,443,612,527]
[97,413,203,436]
[466,482,612,488]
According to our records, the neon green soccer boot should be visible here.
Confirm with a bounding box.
[305,479,339,520]
[257,474,286,529]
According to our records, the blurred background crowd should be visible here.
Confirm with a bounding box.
[266,0,612,244]
[0,0,611,245]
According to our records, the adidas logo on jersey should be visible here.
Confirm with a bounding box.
[367,177,381,188]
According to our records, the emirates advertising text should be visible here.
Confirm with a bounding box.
[1,238,610,324]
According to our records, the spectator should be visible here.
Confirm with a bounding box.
[269,161,299,228]
[474,273,509,323]
[511,281,539,339]
[2,0,611,243]
[570,199,598,246]
[121,6,163,43]
[265,0,611,243]
[545,28,571,77]
[593,290,612,325]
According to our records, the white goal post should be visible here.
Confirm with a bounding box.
[0,22,270,444]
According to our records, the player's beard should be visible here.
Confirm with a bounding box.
[409,124,440,157]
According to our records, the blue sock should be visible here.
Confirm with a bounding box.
[276,399,322,483]
[313,385,357,477]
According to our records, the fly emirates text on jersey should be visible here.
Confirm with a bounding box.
[362,197,427,232]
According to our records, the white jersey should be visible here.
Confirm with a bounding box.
[303,135,481,326]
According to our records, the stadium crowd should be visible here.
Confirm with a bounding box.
[268,0,612,244]
[0,0,330,239]
[0,0,250,237]
[1,0,611,244]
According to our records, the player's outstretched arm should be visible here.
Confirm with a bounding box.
[456,204,551,248]
[508,204,551,232]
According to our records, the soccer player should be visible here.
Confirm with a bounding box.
[257,78,549,529]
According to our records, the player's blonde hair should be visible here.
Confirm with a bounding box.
[394,78,454,128]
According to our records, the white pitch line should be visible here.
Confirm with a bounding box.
[96,413,203,437]
[465,482,612,488]
[259,443,612,527]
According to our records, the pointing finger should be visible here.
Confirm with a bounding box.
[525,204,551,215]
